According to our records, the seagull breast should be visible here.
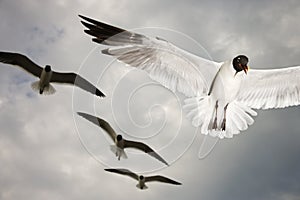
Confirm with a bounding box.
[210,60,245,102]
[39,65,53,87]
[138,175,146,189]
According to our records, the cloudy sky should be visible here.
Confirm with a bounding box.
[0,0,300,199]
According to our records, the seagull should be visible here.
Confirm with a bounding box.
[104,168,181,189]
[0,51,105,97]
[79,15,300,139]
[77,112,169,165]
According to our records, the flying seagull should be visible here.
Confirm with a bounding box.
[104,168,181,189]
[77,112,169,166]
[79,15,300,139]
[0,51,105,97]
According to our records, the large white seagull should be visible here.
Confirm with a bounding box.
[79,15,300,139]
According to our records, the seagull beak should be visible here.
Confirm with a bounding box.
[243,65,249,74]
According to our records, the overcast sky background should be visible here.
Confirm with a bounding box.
[0,0,300,200]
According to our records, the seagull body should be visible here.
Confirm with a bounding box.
[110,134,128,160]
[0,52,105,97]
[31,65,56,94]
[104,168,181,190]
[79,15,300,139]
[77,112,169,165]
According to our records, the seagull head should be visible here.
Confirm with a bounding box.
[116,134,123,141]
[139,175,145,180]
[45,65,52,72]
[233,55,249,74]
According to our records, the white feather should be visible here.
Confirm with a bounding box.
[110,145,128,159]
[237,66,300,109]
[184,97,257,138]
[136,183,148,190]
[42,84,56,95]
[103,34,222,97]
[30,81,56,95]
[31,81,40,92]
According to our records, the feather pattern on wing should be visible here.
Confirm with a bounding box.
[0,52,42,77]
[104,168,138,180]
[51,72,105,97]
[123,140,169,165]
[77,112,117,141]
[237,67,300,109]
[79,15,221,97]
[145,175,181,185]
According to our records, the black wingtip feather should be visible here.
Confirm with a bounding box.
[79,15,126,33]
[173,182,182,185]
[104,168,117,173]
[84,29,100,38]
[80,20,96,30]
[83,28,121,44]
[101,48,111,55]
[79,15,129,41]
[92,38,105,44]
[77,112,87,118]
[79,15,100,25]
[78,14,98,24]
[96,89,106,97]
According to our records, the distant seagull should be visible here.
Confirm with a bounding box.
[79,15,300,139]
[0,51,105,97]
[77,112,169,165]
[104,168,181,189]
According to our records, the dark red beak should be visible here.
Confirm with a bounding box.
[243,65,249,74]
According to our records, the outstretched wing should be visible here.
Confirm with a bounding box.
[123,140,169,166]
[51,72,105,97]
[145,175,182,185]
[104,168,138,180]
[79,15,221,97]
[0,51,42,77]
[77,112,116,141]
[236,66,300,109]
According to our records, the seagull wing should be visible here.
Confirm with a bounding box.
[79,15,221,97]
[104,168,138,180]
[77,112,116,141]
[123,140,169,166]
[236,66,300,109]
[145,175,182,185]
[50,72,105,97]
[0,51,42,77]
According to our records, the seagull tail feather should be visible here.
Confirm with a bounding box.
[183,96,257,139]
[110,145,128,159]
[31,81,56,95]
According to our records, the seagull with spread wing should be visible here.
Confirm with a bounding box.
[0,51,105,97]
[104,168,181,190]
[79,15,300,139]
[77,112,169,166]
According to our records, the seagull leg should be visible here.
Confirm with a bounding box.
[117,149,121,160]
[221,104,229,131]
[212,101,218,130]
